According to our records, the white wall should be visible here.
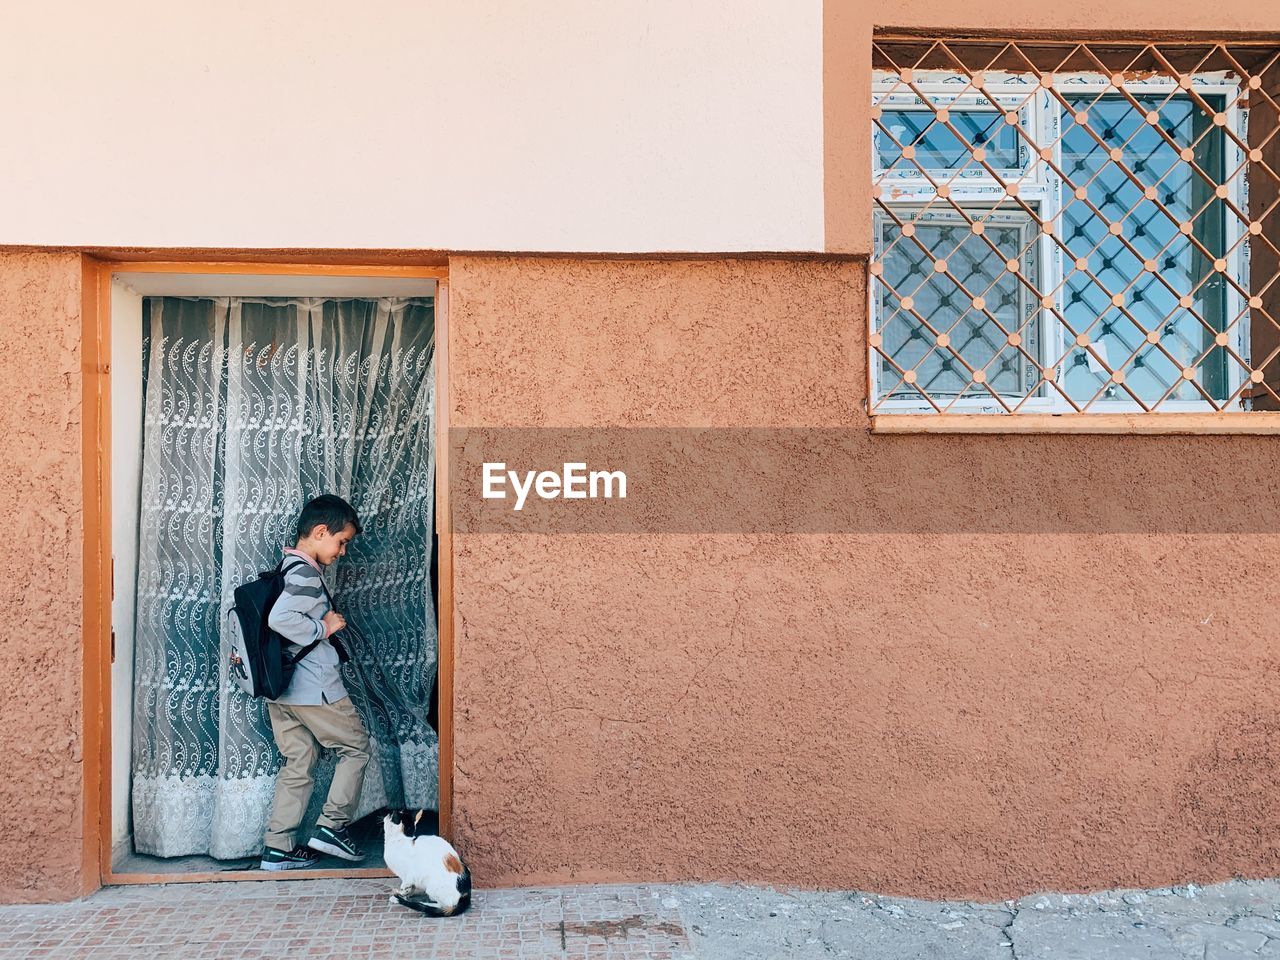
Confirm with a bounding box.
[0,1,823,252]
[109,281,144,854]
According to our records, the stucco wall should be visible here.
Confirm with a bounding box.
[3,251,1278,901]
[0,252,87,901]
[447,255,1280,899]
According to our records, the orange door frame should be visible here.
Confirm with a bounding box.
[80,257,454,887]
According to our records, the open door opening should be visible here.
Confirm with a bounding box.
[102,265,447,882]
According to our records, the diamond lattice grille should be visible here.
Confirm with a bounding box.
[870,38,1280,414]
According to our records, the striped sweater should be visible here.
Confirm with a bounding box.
[266,551,348,705]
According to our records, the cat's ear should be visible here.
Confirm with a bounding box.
[388,809,404,825]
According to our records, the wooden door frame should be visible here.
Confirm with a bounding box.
[81,256,454,887]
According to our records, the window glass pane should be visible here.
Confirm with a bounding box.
[1060,94,1229,402]
[876,209,1041,400]
[878,109,1022,171]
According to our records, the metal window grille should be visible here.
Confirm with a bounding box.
[871,37,1280,414]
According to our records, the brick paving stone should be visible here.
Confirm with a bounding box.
[0,880,693,960]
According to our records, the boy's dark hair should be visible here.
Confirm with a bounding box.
[295,494,363,541]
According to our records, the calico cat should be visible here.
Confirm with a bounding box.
[383,809,472,916]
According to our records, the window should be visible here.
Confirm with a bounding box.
[870,38,1280,415]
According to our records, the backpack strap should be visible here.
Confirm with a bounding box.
[296,563,351,663]
[278,556,336,666]
[285,637,325,666]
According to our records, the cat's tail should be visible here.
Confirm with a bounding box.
[392,892,472,917]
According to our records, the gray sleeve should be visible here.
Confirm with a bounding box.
[267,562,328,646]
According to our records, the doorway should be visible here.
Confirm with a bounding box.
[87,261,452,884]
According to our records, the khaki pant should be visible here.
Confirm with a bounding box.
[264,697,370,851]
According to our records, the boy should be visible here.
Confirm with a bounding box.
[259,494,371,870]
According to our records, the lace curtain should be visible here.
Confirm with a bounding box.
[131,296,438,859]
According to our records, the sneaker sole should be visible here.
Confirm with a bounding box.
[307,837,365,862]
[259,858,318,871]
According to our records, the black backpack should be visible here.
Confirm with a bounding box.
[228,557,326,699]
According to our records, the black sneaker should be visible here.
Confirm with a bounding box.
[260,845,321,871]
[307,825,366,862]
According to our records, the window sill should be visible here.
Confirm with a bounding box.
[870,413,1280,435]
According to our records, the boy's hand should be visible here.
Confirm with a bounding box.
[323,610,347,637]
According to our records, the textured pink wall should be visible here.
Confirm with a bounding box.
[0,252,88,901]
[447,255,1280,899]
[6,250,1279,903]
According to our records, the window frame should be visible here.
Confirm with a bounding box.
[870,70,1250,415]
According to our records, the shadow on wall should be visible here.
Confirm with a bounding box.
[448,428,1280,535]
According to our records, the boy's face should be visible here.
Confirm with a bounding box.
[312,522,358,566]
